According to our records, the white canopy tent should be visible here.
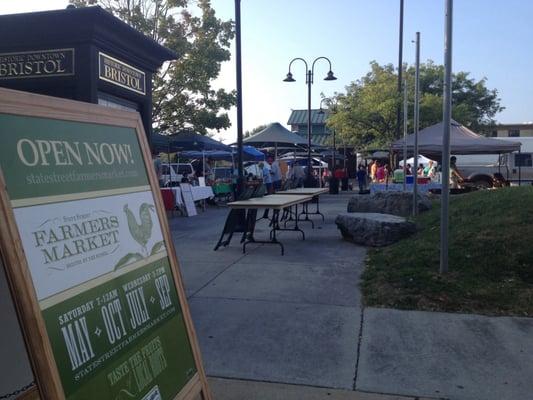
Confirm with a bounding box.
[392,120,521,158]
[399,155,436,167]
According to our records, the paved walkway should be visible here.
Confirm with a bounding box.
[170,193,533,400]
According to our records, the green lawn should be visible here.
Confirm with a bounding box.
[362,186,533,316]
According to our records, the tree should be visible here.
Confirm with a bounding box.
[327,61,504,149]
[70,0,236,134]
[244,124,268,138]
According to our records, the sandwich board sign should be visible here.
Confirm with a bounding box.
[0,88,211,400]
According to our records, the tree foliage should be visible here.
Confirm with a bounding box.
[69,0,235,134]
[244,124,268,138]
[327,61,504,149]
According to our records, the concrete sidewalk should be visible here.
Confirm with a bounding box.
[357,308,533,400]
[170,193,533,400]
[208,377,431,400]
[173,193,365,390]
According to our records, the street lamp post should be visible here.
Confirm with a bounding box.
[284,57,337,187]
[318,97,339,194]
[234,0,244,195]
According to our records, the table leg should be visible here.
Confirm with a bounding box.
[298,196,323,224]
[273,204,305,240]
[244,209,284,255]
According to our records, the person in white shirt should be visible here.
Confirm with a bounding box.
[260,162,273,193]
[269,157,282,191]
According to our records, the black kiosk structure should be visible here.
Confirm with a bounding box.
[0,7,178,399]
[0,5,176,146]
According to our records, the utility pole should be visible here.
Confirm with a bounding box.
[402,78,408,191]
[440,0,453,274]
[235,0,244,195]
[396,0,404,140]
[413,32,420,216]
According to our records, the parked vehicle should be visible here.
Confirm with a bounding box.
[213,167,233,182]
[161,163,194,186]
[455,137,533,187]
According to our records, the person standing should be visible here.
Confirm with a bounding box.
[376,162,385,183]
[450,156,465,189]
[356,164,367,193]
[153,155,163,186]
[269,157,282,192]
[369,160,378,182]
[290,162,305,187]
[260,161,273,193]
[423,160,437,179]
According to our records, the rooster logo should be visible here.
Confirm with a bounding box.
[123,203,155,256]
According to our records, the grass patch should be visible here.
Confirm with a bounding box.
[362,186,533,316]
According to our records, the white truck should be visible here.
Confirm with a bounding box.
[455,137,533,187]
[160,163,195,186]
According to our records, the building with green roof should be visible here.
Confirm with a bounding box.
[287,109,332,146]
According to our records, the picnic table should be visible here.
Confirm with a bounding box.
[278,187,329,224]
[221,194,313,255]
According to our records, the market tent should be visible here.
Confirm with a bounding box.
[399,155,436,166]
[243,122,309,148]
[182,146,265,162]
[168,131,232,152]
[151,133,178,153]
[391,120,521,157]
[240,145,266,161]
[152,131,232,153]
[181,150,231,160]
[318,149,346,160]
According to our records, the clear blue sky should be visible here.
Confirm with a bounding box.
[2,1,532,143]
[210,0,533,142]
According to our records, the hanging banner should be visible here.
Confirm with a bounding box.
[0,88,210,400]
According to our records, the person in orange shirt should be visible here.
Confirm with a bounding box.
[370,160,378,182]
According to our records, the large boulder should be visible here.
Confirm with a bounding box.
[347,191,431,217]
[335,212,416,246]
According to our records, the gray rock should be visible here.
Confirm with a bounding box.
[347,191,431,217]
[335,212,416,246]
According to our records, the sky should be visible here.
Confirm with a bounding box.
[2,0,533,143]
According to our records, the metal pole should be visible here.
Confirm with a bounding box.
[440,0,453,274]
[306,69,313,186]
[518,148,522,186]
[332,128,336,173]
[396,0,404,140]
[403,78,408,191]
[167,141,171,187]
[235,0,244,194]
[343,144,346,169]
[413,32,420,216]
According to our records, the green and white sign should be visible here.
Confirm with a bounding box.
[0,112,198,400]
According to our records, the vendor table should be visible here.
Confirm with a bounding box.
[192,185,214,201]
[225,194,313,255]
[160,185,214,214]
[161,187,184,206]
[278,187,328,223]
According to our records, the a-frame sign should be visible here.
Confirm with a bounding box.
[0,88,211,400]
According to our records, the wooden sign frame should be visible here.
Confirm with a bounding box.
[0,87,211,400]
